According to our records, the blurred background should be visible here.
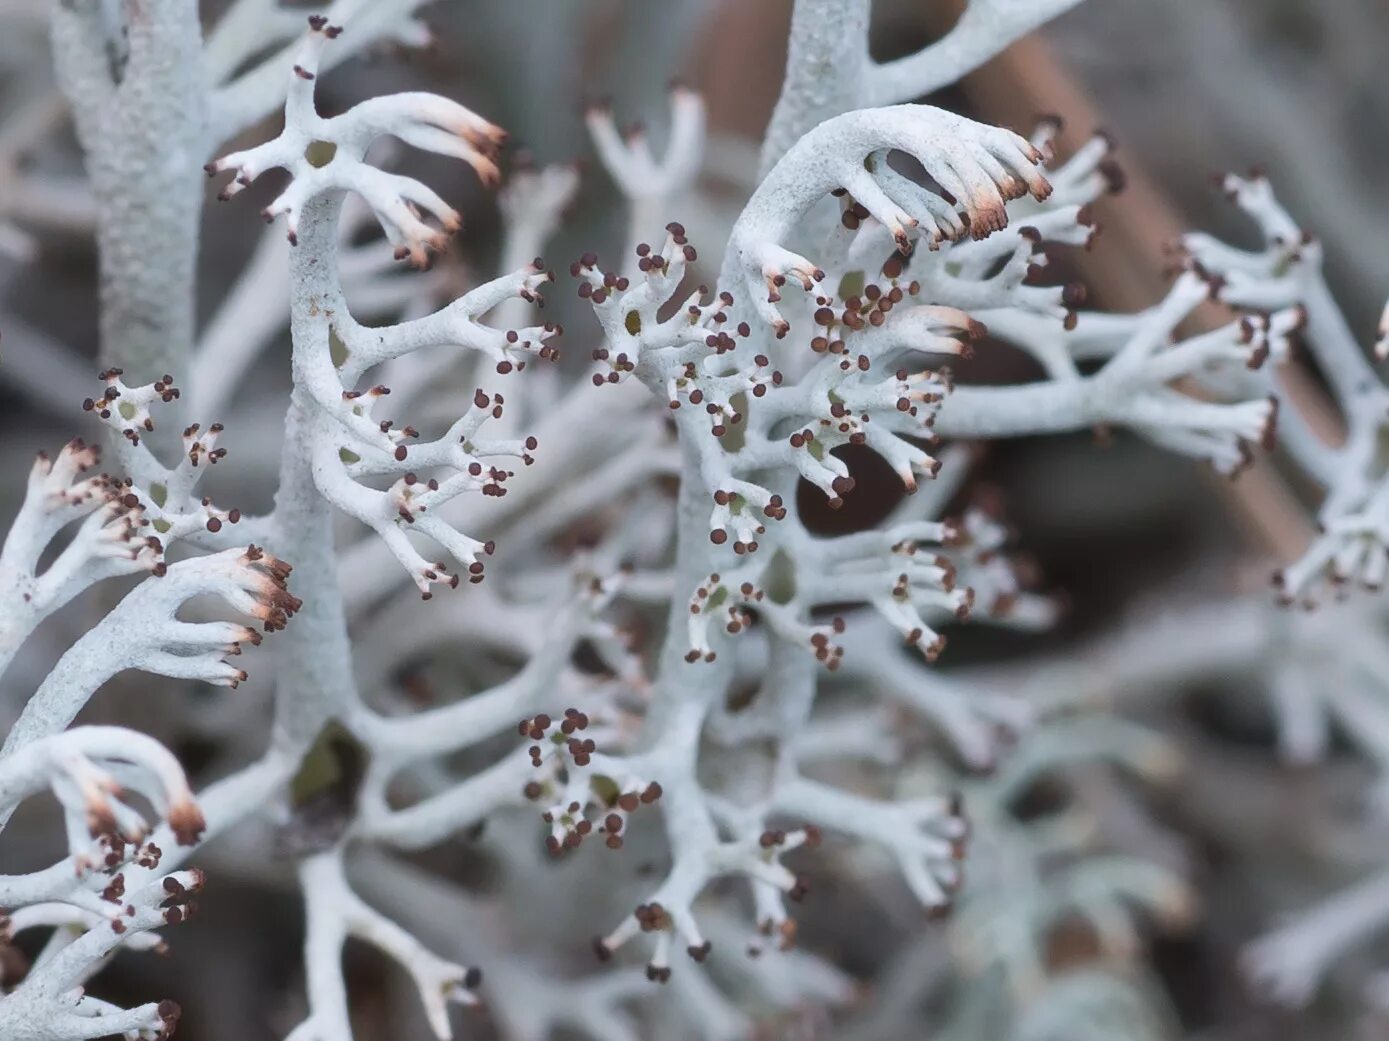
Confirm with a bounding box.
[2,2,1388,1039]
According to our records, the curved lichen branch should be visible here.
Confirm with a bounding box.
[304,376,546,597]
[727,105,1049,333]
[294,262,554,598]
[574,216,973,556]
[0,370,272,680]
[586,747,967,985]
[336,263,559,379]
[1181,172,1366,401]
[0,727,203,905]
[759,0,1089,175]
[0,439,149,674]
[206,16,504,268]
[567,85,1229,1021]
[867,0,1090,106]
[592,818,822,984]
[349,574,638,851]
[3,548,299,756]
[0,868,203,1041]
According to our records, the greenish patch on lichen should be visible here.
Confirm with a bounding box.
[305,141,337,168]
[763,549,797,604]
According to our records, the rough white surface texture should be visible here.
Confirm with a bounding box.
[3,1,1382,1039]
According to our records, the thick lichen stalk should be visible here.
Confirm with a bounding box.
[271,400,357,748]
[758,0,870,179]
[651,441,736,719]
[632,440,728,848]
[274,194,360,748]
[50,0,207,382]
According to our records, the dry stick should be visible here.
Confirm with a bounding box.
[935,6,1335,562]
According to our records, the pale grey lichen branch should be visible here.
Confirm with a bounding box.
[551,60,1305,1011]
[866,0,1090,107]
[0,866,204,1041]
[285,845,480,1041]
[566,101,1064,979]
[7,2,1335,1037]
[3,547,299,757]
[0,726,203,895]
[50,0,205,380]
[759,0,1090,176]
[206,20,505,267]
[0,724,209,1041]
[206,0,434,145]
[587,86,707,264]
[1243,867,1389,1008]
[208,19,557,598]
[1182,173,1389,602]
[0,438,149,676]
